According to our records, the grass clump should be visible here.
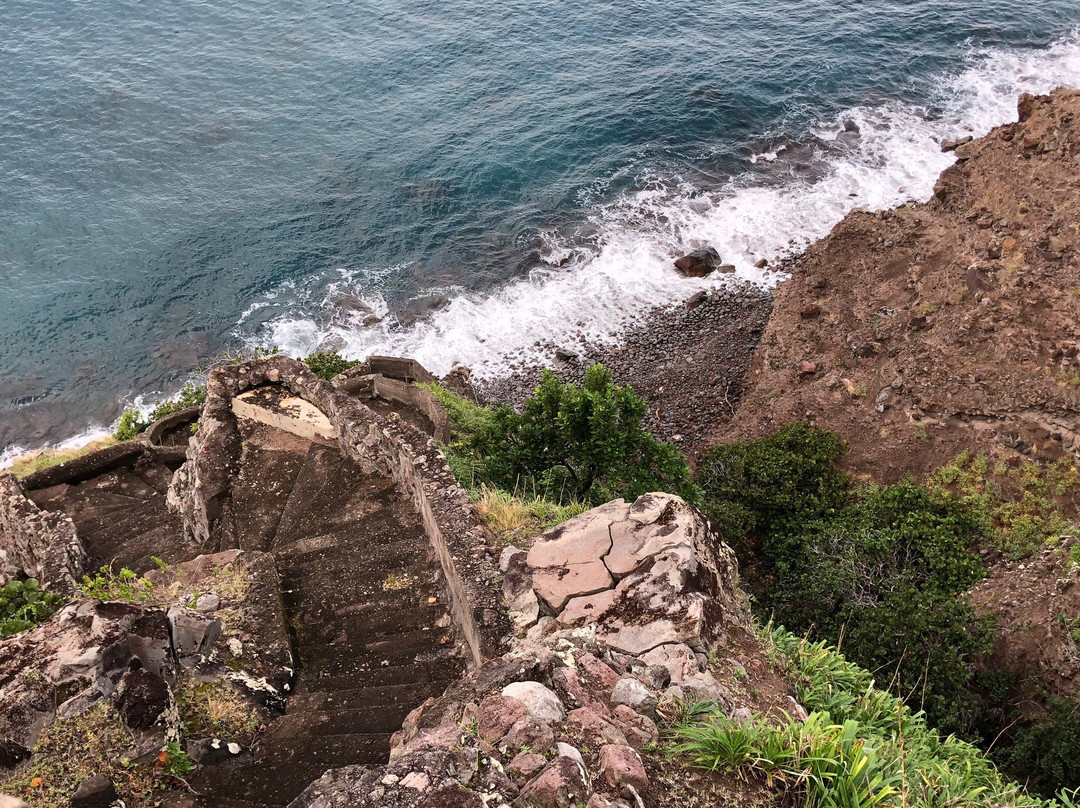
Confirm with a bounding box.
[473,485,588,547]
[176,680,261,742]
[0,579,64,638]
[0,703,186,807]
[672,627,1072,808]
[382,572,414,591]
[302,349,362,380]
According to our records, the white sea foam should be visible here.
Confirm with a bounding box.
[252,32,1079,382]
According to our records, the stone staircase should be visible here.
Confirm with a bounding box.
[190,419,464,808]
[27,455,189,575]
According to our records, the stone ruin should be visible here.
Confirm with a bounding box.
[0,355,759,808]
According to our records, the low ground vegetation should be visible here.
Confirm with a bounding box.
[6,438,119,478]
[0,703,192,808]
[672,627,1079,808]
[695,424,1079,795]
[0,578,64,638]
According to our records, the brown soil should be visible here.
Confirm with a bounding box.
[708,88,1080,484]
[969,536,1080,703]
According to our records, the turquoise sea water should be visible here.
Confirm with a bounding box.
[3,1,1080,455]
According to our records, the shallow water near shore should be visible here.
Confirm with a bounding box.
[3,1,1080,459]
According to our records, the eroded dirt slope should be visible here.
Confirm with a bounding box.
[711,88,1080,481]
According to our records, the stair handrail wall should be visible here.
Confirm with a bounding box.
[0,474,87,594]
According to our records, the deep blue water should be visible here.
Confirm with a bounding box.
[3,0,1080,454]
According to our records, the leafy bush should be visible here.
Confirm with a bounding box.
[696,423,848,551]
[698,427,993,737]
[113,383,207,441]
[673,627,1070,808]
[303,349,362,380]
[421,367,698,506]
[470,365,699,505]
[997,697,1080,796]
[0,578,64,638]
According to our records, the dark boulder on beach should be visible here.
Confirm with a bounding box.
[673,246,722,277]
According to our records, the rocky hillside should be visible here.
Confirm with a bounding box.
[712,87,1080,481]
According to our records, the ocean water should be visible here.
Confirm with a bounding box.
[3,1,1080,459]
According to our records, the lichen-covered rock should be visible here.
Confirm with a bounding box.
[530,493,749,655]
[599,744,649,793]
[611,678,657,716]
[518,755,590,808]
[501,681,565,724]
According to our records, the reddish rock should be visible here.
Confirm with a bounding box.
[519,756,590,808]
[798,361,818,376]
[578,653,621,690]
[477,694,529,743]
[800,303,822,319]
[566,707,629,748]
[599,744,649,793]
[611,704,660,749]
[508,751,548,779]
[552,666,608,714]
[501,714,556,755]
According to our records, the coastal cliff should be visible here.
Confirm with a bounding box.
[2,89,1080,808]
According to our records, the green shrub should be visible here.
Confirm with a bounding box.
[698,428,993,737]
[421,367,698,506]
[303,349,362,380]
[470,364,700,506]
[696,423,848,550]
[997,697,1080,797]
[0,579,64,638]
[113,383,206,441]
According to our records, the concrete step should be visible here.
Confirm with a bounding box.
[273,444,383,546]
[192,761,327,807]
[229,443,307,553]
[260,732,392,768]
[287,677,452,705]
[262,704,410,738]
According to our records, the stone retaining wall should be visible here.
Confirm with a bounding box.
[0,475,86,594]
[167,356,503,666]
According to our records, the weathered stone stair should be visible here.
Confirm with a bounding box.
[27,458,189,574]
[191,420,463,807]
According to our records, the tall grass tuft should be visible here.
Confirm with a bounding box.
[671,627,1069,808]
